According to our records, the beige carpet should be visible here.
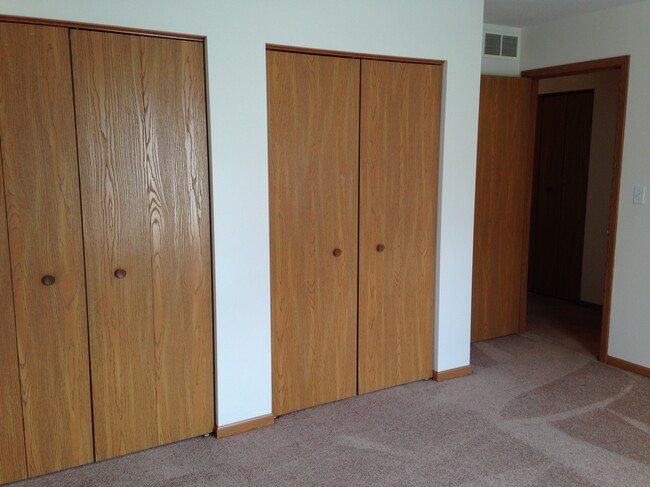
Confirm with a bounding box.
[15,294,650,486]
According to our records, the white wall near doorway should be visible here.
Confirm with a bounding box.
[522,1,650,368]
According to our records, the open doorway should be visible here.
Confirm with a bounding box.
[527,72,619,358]
[523,57,629,361]
[471,57,629,363]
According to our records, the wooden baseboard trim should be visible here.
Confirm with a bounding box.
[432,365,473,382]
[606,355,650,378]
[215,414,275,439]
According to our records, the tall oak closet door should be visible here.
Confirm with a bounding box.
[0,22,94,476]
[0,155,26,483]
[71,30,213,460]
[267,51,360,416]
[358,60,440,394]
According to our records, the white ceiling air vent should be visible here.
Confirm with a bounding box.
[483,32,519,58]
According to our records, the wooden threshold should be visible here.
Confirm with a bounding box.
[606,356,650,378]
[432,365,473,382]
[215,414,275,439]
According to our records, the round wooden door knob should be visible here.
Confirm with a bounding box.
[333,248,342,257]
[41,275,56,286]
[114,268,127,279]
[376,244,385,252]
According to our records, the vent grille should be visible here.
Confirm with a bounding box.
[484,33,501,56]
[483,33,519,58]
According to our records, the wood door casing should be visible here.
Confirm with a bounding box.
[529,91,594,301]
[72,30,213,460]
[0,148,27,484]
[358,60,441,394]
[0,22,94,476]
[471,75,535,342]
[267,51,360,415]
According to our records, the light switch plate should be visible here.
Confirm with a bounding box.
[633,185,646,205]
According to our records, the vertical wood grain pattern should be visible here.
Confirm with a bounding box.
[0,22,94,476]
[0,144,27,484]
[267,51,360,415]
[71,30,157,460]
[471,75,534,342]
[144,37,214,444]
[72,30,214,459]
[358,60,441,394]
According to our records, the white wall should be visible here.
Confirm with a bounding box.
[481,23,521,75]
[0,1,484,425]
[523,1,650,367]
[539,71,620,306]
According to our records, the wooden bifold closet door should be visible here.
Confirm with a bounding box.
[0,143,27,484]
[267,51,360,416]
[0,20,213,481]
[268,50,441,415]
[71,30,214,460]
[357,60,440,394]
[0,22,94,477]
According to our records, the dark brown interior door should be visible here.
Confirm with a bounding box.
[472,75,535,342]
[529,91,594,301]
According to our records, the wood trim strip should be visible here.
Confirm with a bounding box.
[215,414,275,439]
[521,56,630,79]
[606,355,650,378]
[266,44,444,66]
[432,365,473,382]
[600,56,629,361]
[0,15,204,41]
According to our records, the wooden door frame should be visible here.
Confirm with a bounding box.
[521,56,630,361]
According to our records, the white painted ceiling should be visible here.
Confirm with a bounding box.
[484,0,646,27]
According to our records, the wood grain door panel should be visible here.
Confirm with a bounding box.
[267,51,360,415]
[72,30,158,460]
[471,75,534,342]
[72,30,214,459]
[358,60,441,394]
[142,37,214,445]
[0,145,27,484]
[0,22,94,476]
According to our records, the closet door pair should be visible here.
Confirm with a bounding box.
[0,22,213,481]
[267,50,441,416]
